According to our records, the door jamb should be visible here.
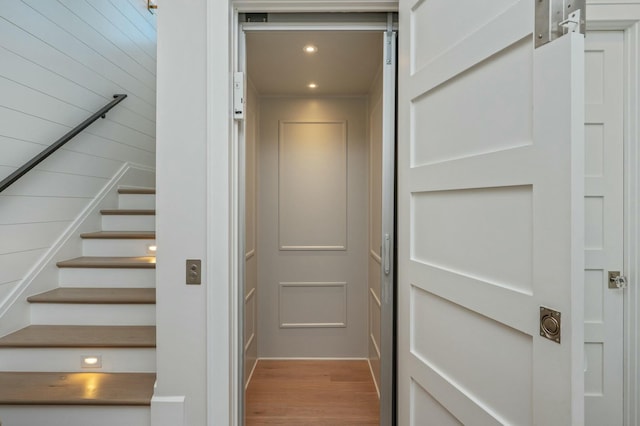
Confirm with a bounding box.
[229,5,398,426]
[586,3,640,425]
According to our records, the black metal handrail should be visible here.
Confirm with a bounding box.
[0,94,128,194]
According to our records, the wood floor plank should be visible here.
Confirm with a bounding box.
[246,360,379,425]
[0,325,155,348]
[27,288,156,304]
[118,188,155,195]
[81,231,156,239]
[99,209,156,216]
[0,372,156,406]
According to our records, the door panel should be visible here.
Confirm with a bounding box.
[583,30,624,426]
[398,0,585,424]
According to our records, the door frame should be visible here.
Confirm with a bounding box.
[204,1,640,425]
[229,6,399,426]
[586,2,640,424]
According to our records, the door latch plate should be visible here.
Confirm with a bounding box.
[540,306,561,343]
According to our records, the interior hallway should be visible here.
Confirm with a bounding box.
[245,360,379,425]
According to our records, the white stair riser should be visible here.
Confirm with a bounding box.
[0,348,155,372]
[118,194,155,209]
[0,406,150,426]
[59,268,155,288]
[82,239,156,257]
[31,304,155,326]
[102,215,155,231]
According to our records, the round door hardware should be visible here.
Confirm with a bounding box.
[540,306,561,344]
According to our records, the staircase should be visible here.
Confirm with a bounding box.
[0,188,157,426]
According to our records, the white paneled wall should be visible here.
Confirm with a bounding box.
[368,66,383,394]
[257,97,369,358]
[0,0,156,307]
[244,79,258,387]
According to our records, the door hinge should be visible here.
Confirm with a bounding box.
[535,0,585,49]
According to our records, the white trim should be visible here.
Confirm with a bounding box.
[370,287,382,308]
[245,249,256,260]
[244,287,256,302]
[586,3,640,425]
[244,332,255,351]
[278,281,348,328]
[150,395,186,426]
[370,249,382,264]
[367,357,381,399]
[244,357,259,390]
[242,22,392,31]
[232,1,398,13]
[280,245,347,250]
[370,332,381,358]
[206,1,233,426]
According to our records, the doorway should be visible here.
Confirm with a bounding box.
[236,14,397,426]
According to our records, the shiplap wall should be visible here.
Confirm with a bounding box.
[0,0,156,304]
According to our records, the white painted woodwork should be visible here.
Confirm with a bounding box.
[154,2,212,423]
[583,30,624,425]
[59,268,156,288]
[368,65,383,394]
[101,215,156,232]
[82,238,157,257]
[278,120,348,250]
[118,194,156,210]
[244,80,258,387]
[0,406,150,426]
[257,97,368,358]
[0,348,155,373]
[398,1,584,425]
[0,0,156,310]
[31,303,156,326]
[278,282,347,327]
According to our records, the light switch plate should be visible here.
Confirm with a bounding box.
[186,259,201,285]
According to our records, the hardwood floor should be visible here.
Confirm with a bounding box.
[246,360,379,425]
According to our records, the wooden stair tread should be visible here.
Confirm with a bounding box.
[100,209,156,215]
[118,188,155,195]
[0,325,155,348]
[81,231,156,239]
[28,288,156,304]
[0,372,156,406]
[56,256,156,269]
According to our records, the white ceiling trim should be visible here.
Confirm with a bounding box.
[231,0,398,13]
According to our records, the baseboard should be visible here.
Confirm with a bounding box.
[0,163,155,337]
[151,395,186,426]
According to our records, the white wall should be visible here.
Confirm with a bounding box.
[0,0,156,324]
[154,0,215,425]
[257,97,369,358]
[368,66,383,393]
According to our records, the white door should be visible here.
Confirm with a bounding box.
[584,30,624,425]
[397,1,585,424]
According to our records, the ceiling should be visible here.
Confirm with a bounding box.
[246,31,383,97]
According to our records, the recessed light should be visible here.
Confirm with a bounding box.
[308,83,318,89]
[81,355,102,368]
[303,45,318,53]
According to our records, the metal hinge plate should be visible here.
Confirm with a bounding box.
[535,0,585,48]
